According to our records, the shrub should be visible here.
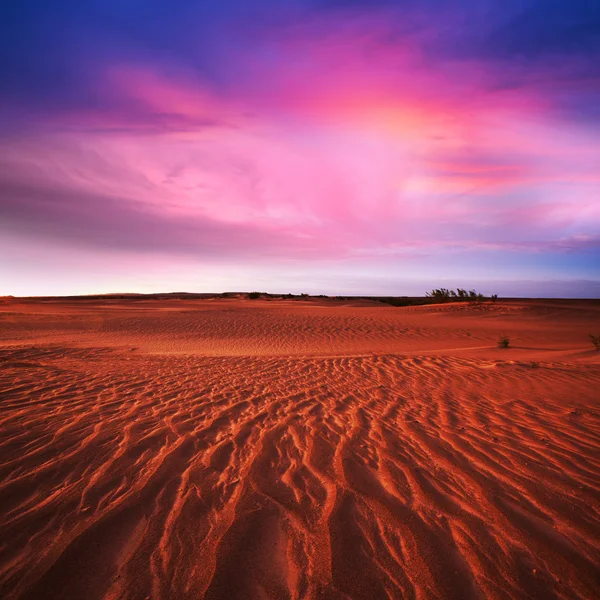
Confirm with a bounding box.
[498,336,510,348]
[425,288,489,304]
[248,291,261,299]
[426,288,452,302]
[590,334,600,351]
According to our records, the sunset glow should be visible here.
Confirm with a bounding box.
[1,1,599,296]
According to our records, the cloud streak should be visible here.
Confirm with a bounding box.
[0,0,598,295]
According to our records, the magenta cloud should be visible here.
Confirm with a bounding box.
[1,1,598,296]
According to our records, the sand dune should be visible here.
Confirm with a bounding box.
[1,299,599,599]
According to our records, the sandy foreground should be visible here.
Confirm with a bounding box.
[0,297,599,600]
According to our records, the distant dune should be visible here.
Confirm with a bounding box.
[1,298,599,599]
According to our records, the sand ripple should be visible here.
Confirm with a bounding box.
[1,343,599,599]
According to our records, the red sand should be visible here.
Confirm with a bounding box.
[1,298,599,599]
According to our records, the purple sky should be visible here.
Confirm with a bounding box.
[1,1,599,297]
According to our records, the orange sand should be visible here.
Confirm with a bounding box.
[1,297,599,599]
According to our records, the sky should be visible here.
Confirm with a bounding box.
[0,0,599,297]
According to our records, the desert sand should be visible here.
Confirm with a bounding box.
[0,296,599,600]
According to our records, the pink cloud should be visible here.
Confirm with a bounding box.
[1,13,598,277]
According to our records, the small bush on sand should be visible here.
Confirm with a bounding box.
[248,291,261,299]
[498,336,510,348]
[590,334,600,351]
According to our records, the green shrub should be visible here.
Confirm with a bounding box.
[248,291,261,299]
[498,336,510,348]
[590,334,600,351]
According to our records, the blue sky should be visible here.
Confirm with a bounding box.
[1,0,598,296]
